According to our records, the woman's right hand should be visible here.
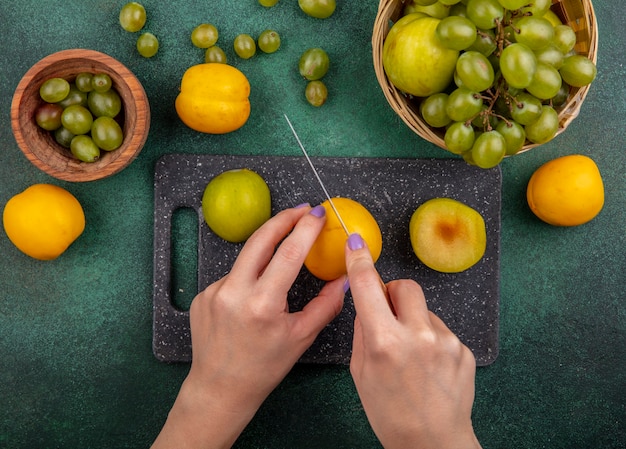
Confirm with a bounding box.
[345,233,482,449]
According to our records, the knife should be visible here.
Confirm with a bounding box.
[284,114,350,237]
[284,114,393,309]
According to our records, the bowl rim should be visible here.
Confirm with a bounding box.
[10,48,150,182]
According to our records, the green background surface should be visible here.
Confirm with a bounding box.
[0,1,624,448]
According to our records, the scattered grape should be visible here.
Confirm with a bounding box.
[259,0,280,6]
[305,80,328,107]
[299,48,330,80]
[205,46,227,64]
[298,0,336,19]
[191,24,218,49]
[137,32,159,58]
[234,34,256,59]
[258,30,281,54]
[119,2,146,33]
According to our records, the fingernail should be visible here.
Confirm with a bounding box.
[347,233,364,251]
[295,202,310,209]
[309,204,326,218]
[343,277,351,294]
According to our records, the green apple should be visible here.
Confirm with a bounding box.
[409,198,486,273]
[383,16,459,97]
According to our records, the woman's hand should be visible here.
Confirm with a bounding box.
[152,205,345,449]
[345,233,482,449]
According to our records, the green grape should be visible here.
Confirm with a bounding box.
[137,32,159,58]
[444,121,475,154]
[88,89,122,118]
[191,24,218,49]
[534,44,565,69]
[40,78,70,103]
[439,0,462,6]
[259,0,280,6]
[550,82,570,107]
[446,87,483,122]
[35,103,63,131]
[91,116,124,151]
[519,0,550,18]
[470,130,506,169]
[525,105,558,144]
[57,85,88,109]
[75,73,94,93]
[91,73,112,93]
[70,135,100,163]
[466,0,504,30]
[413,0,438,5]
[119,2,146,33]
[449,3,467,17]
[559,55,597,87]
[61,105,93,135]
[258,30,281,54]
[305,80,328,107]
[407,2,451,18]
[234,34,256,59]
[496,0,527,9]
[298,0,336,19]
[299,48,330,80]
[467,29,497,57]
[488,53,500,73]
[526,63,562,100]
[456,51,494,92]
[552,25,577,54]
[205,46,227,64]
[510,92,543,125]
[500,43,537,88]
[54,127,75,148]
[420,93,451,128]
[502,25,517,44]
[436,16,477,51]
[496,120,526,155]
[514,16,554,51]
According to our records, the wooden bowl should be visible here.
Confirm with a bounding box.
[372,0,598,155]
[11,49,150,182]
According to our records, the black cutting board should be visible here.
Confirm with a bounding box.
[153,154,501,366]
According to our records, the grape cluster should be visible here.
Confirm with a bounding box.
[408,0,597,169]
[35,74,124,163]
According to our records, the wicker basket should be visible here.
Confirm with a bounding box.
[372,0,598,154]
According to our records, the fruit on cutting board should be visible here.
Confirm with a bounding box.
[409,198,486,273]
[2,184,85,260]
[201,169,271,243]
[527,154,604,226]
[383,14,459,97]
[305,198,382,281]
[175,63,251,134]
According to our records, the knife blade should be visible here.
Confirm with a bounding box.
[284,114,350,237]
